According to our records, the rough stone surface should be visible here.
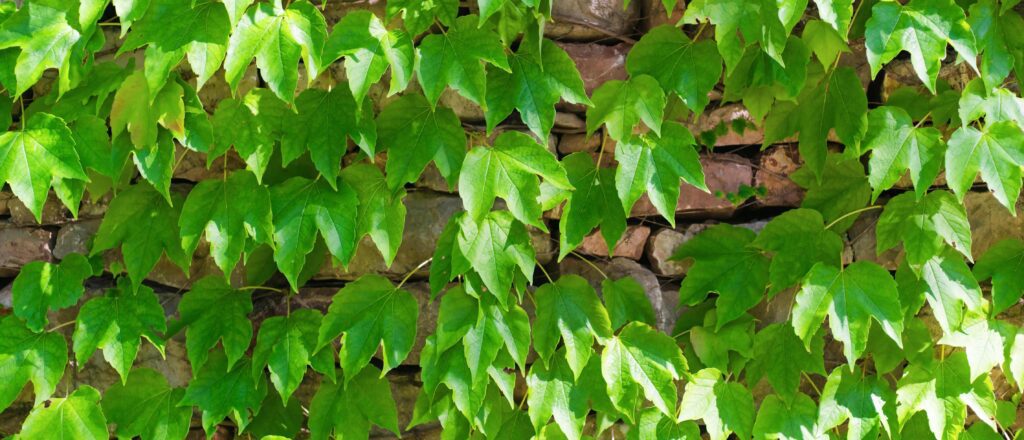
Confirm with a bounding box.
[577,225,651,260]
[559,42,630,96]
[646,220,769,277]
[8,193,67,225]
[558,132,602,154]
[965,191,1024,258]
[755,144,804,207]
[558,257,672,333]
[0,226,54,275]
[630,154,753,218]
[547,0,640,41]
[53,219,101,259]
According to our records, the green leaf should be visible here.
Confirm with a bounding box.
[434,286,479,352]
[102,368,192,440]
[673,224,770,329]
[804,20,849,68]
[377,93,467,189]
[0,0,82,95]
[484,38,590,139]
[0,316,67,412]
[940,316,1012,382]
[252,309,327,404]
[456,210,536,303]
[176,276,253,372]
[876,190,973,267]
[91,183,188,290]
[816,367,899,439]
[790,153,870,233]
[911,250,985,334]
[813,0,854,37]
[460,131,571,229]
[341,163,407,266]
[626,25,722,113]
[794,67,868,177]
[282,87,376,180]
[533,275,614,379]
[677,368,754,440]
[945,121,1024,211]
[210,90,288,182]
[132,131,177,203]
[586,75,666,141]
[11,253,93,332]
[973,239,1024,314]
[968,0,1016,90]
[179,170,274,277]
[416,15,509,108]
[181,349,268,436]
[752,208,844,294]
[526,353,589,440]
[0,112,87,221]
[324,10,414,104]
[689,312,753,373]
[865,0,978,92]
[865,106,945,200]
[614,122,706,225]
[752,393,819,440]
[681,0,791,72]
[386,0,459,36]
[318,274,419,378]
[602,322,688,419]
[269,176,359,290]
[747,323,825,403]
[896,352,992,440]
[558,153,627,260]
[110,69,158,150]
[603,277,656,330]
[20,386,107,440]
[307,366,400,440]
[627,408,701,440]
[793,262,904,365]
[73,279,166,383]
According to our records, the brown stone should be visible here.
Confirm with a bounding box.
[643,0,686,30]
[558,132,602,154]
[554,112,587,132]
[53,219,101,259]
[755,144,804,207]
[0,226,54,275]
[174,145,246,182]
[685,103,762,146]
[848,207,901,270]
[8,193,67,225]
[558,42,630,96]
[547,0,640,41]
[882,58,974,100]
[558,256,672,333]
[576,225,651,260]
[646,220,768,278]
[965,191,1024,258]
[630,154,753,219]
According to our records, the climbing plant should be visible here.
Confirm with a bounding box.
[0,0,1023,439]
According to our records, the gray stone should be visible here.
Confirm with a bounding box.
[8,193,67,225]
[53,219,101,259]
[0,226,54,275]
[547,0,640,41]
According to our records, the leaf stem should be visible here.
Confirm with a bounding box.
[397,257,432,290]
[238,285,286,293]
[824,205,882,230]
[802,371,822,397]
[535,260,555,284]
[569,250,608,279]
[48,321,75,332]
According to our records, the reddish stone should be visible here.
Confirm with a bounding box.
[755,145,804,207]
[558,42,631,96]
[0,226,54,275]
[576,225,651,260]
[630,154,753,219]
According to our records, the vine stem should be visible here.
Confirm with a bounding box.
[535,260,555,284]
[825,205,882,230]
[48,321,75,332]
[238,285,285,293]
[397,257,432,290]
[568,250,608,279]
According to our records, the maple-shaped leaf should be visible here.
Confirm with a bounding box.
[813,0,854,37]
[586,75,666,142]
[179,170,274,277]
[900,249,984,334]
[110,70,158,150]
[377,93,467,189]
[282,86,376,181]
[793,262,904,365]
[0,112,87,221]
[210,89,289,182]
[876,190,973,267]
[131,130,177,203]
[603,277,656,330]
[11,253,93,332]
[673,224,770,329]
[627,408,701,440]
[460,131,571,229]
[726,36,811,122]
[0,0,85,95]
[252,309,333,404]
[865,106,945,200]
[269,176,359,290]
[973,239,1024,313]
[180,349,268,436]
[816,367,899,439]
[681,0,792,72]
[533,275,613,379]
[752,209,844,294]
[102,367,192,440]
[318,275,419,379]
[0,315,67,412]
[602,322,688,419]
[73,279,167,383]
[626,25,722,113]
[456,211,536,304]
[20,386,107,440]
[746,323,825,403]
[677,368,754,440]
[558,153,627,260]
[386,0,459,36]
[526,352,590,440]
[341,163,407,266]
[175,276,253,372]
[790,153,871,233]
[416,15,509,108]
[865,0,978,92]
[896,351,997,440]
[968,0,1018,90]
[324,10,414,104]
[688,312,754,373]
[308,366,400,440]
[939,316,1013,382]
[794,67,868,178]
[484,37,590,139]
[479,295,532,371]
[120,0,231,92]
[224,0,327,102]
[946,121,1024,211]
[751,393,820,440]
[614,122,706,225]
[91,183,189,290]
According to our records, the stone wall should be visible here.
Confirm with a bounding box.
[2,0,1023,438]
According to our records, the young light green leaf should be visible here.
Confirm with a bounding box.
[526,353,589,440]
[0,0,81,95]
[0,112,87,221]
[102,368,192,440]
[602,277,656,330]
[746,323,825,403]
[341,164,407,266]
[816,367,899,439]
[677,368,754,440]
[110,69,157,149]
[602,322,688,419]
[252,309,328,404]
[416,15,509,108]
[813,0,854,37]
[681,0,789,72]
[377,93,467,189]
[282,86,376,181]
[533,275,613,379]
[614,122,706,225]
[865,106,945,200]
[896,352,993,440]
[20,386,107,440]
[456,210,536,304]
[627,408,701,440]
[626,25,722,113]
[308,366,400,440]
[973,239,1024,314]
[386,0,459,36]
[11,253,93,332]
[0,316,67,412]
[752,393,820,440]
[176,276,253,372]
[876,190,973,267]
[912,250,985,334]
[752,208,844,294]
[181,350,268,436]
[586,75,665,141]
[558,153,627,260]
[324,10,413,103]
[945,121,1024,211]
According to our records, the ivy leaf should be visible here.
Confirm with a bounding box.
[973,239,1024,314]
[252,309,329,404]
[790,153,870,233]
[323,10,414,104]
[896,352,992,440]
[673,224,770,329]
[603,277,656,330]
[181,350,268,436]
[817,367,899,439]
[110,70,158,150]
[526,352,589,440]
[434,286,478,352]
[865,0,978,92]
[688,312,753,373]
[794,67,868,178]
[307,366,400,440]
[210,90,287,182]
[341,164,407,266]
[908,250,985,334]
[533,275,613,379]
[456,211,536,304]
[176,276,253,372]
[793,262,904,365]
[681,0,789,72]
[628,408,701,440]
[269,176,359,290]
[677,368,754,440]
[558,152,627,260]
[11,253,93,332]
[746,323,825,403]
[614,122,706,225]
[945,121,1024,211]
[752,393,819,440]
[876,190,973,267]
[282,87,376,181]
[586,75,666,142]
[73,279,167,383]
[377,93,467,189]
[318,275,419,379]
[416,15,509,108]
[813,0,854,37]
[602,322,688,419]
[626,25,722,113]
[460,131,571,229]
[484,38,590,139]
[0,0,81,95]
[865,106,945,200]
[939,317,1011,381]
[968,0,1016,90]
[91,183,189,291]
[102,368,192,440]
[386,0,459,36]
[0,112,87,221]
[179,170,274,277]
[0,316,67,412]
[752,209,844,294]
[20,386,107,440]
